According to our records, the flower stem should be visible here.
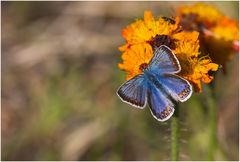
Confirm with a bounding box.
[207,85,217,160]
[171,105,179,161]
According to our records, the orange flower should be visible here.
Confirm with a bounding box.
[119,43,153,80]
[183,57,219,92]
[177,3,223,27]
[121,11,180,45]
[178,3,238,42]
[118,11,218,92]
[211,17,238,42]
[177,3,239,69]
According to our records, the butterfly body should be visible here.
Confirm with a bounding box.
[145,71,174,99]
[117,45,192,121]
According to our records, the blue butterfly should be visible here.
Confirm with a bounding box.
[117,45,193,121]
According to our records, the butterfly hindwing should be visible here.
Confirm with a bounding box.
[147,83,175,121]
[117,75,147,108]
[157,74,192,102]
[148,45,181,74]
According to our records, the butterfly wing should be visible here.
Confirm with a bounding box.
[117,74,147,108]
[148,45,181,74]
[147,83,175,121]
[157,74,192,102]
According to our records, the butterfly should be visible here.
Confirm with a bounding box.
[117,45,193,121]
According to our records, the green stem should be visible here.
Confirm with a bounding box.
[171,105,179,161]
[207,86,217,160]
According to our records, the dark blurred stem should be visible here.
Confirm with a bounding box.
[171,104,179,161]
[207,82,217,160]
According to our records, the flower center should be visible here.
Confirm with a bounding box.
[139,63,148,72]
[150,34,176,49]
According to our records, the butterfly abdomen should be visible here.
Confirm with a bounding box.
[145,72,160,88]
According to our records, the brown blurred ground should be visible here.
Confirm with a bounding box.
[1,1,239,160]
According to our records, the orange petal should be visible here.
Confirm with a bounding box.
[144,10,154,22]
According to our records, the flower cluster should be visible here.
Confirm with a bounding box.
[177,3,239,69]
[118,11,218,92]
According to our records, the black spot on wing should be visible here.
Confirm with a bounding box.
[159,106,174,120]
[178,84,191,100]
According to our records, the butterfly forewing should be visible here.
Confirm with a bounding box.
[148,45,181,74]
[117,75,147,108]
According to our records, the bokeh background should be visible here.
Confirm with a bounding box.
[1,1,239,161]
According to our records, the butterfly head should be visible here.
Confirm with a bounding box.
[139,63,149,72]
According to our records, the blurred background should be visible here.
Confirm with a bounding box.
[1,1,239,161]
